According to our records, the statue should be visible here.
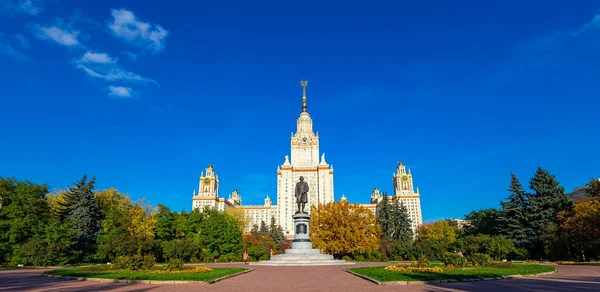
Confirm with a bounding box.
[295,176,309,213]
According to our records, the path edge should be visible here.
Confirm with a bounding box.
[40,268,254,285]
[345,267,557,285]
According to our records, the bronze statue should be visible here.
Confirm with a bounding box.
[295,176,309,213]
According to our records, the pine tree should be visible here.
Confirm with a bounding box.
[376,192,393,239]
[498,173,531,250]
[392,200,413,244]
[527,168,573,259]
[259,220,268,236]
[59,174,102,261]
[268,217,285,246]
[250,224,259,235]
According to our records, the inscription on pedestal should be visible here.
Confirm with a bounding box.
[296,223,307,235]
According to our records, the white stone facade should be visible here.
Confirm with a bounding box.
[191,164,233,212]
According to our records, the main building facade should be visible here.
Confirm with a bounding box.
[191,81,422,236]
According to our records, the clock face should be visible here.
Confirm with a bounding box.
[203,178,210,185]
[401,175,409,182]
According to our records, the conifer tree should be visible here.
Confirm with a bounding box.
[376,192,393,239]
[59,174,102,261]
[527,168,573,258]
[259,220,269,236]
[391,199,413,244]
[268,217,285,246]
[498,173,531,250]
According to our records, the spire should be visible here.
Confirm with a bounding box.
[300,80,308,112]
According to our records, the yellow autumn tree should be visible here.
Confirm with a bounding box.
[127,199,157,240]
[46,188,67,216]
[310,200,381,257]
[94,188,132,232]
[226,207,250,232]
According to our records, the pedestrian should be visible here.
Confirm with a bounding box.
[243,250,248,265]
[270,248,274,257]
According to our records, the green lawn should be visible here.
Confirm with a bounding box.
[45,267,249,282]
[348,264,555,282]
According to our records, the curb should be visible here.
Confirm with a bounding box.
[41,268,254,285]
[345,268,557,285]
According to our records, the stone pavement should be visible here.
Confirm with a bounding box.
[1,263,599,292]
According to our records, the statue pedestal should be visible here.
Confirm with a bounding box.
[252,211,353,266]
[291,213,312,250]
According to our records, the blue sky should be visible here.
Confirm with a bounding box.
[1,0,599,221]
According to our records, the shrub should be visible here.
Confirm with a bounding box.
[416,255,430,268]
[487,261,514,269]
[442,252,467,268]
[384,266,443,273]
[467,253,492,267]
[113,255,145,270]
[164,258,185,271]
[342,255,353,262]
[142,255,156,270]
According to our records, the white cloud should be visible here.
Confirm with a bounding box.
[108,9,169,53]
[77,64,159,86]
[15,34,30,48]
[108,86,136,98]
[78,51,116,64]
[574,13,600,36]
[0,41,32,62]
[34,24,80,46]
[11,0,43,15]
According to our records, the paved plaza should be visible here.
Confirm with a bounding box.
[0,263,599,292]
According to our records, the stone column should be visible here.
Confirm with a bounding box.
[291,213,312,250]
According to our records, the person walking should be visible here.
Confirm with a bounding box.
[243,250,248,265]
[270,248,274,257]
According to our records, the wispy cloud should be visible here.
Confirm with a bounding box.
[33,22,80,47]
[15,34,30,48]
[8,0,43,15]
[108,86,136,98]
[77,64,159,86]
[574,13,600,36]
[0,41,32,62]
[77,51,116,64]
[108,9,169,53]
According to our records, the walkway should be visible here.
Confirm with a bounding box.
[1,263,599,291]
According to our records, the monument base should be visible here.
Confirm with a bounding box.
[251,212,353,266]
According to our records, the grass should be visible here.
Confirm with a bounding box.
[45,267,249,282]
[347,264,555,282]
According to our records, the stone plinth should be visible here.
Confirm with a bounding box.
[252,212,353,266]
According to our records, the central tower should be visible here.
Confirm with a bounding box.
[277,80,335,237]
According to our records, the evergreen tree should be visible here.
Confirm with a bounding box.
[391,199,413,243]
[498,173,531,251]
[59,174,102,261]
[527,168,573,259]
[268,217,285,246]
[250,224,259,235]
[376,192,393,239]
[259,220,269,236]
[463,208,501,236]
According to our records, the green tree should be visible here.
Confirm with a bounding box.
[498,173,531,251]
[463,208,501,236]
[415,220,457,260]
[59,174,103,261]
[268,217,285,247]
[585,178,600,199]
[250,224,259,235]
[0,177,50,264]
[527,168,573,259]
[198,208,242,261]
[154,204,174,241]
[259,220,268,236]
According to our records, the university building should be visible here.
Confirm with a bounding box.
[191,81,423,236]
